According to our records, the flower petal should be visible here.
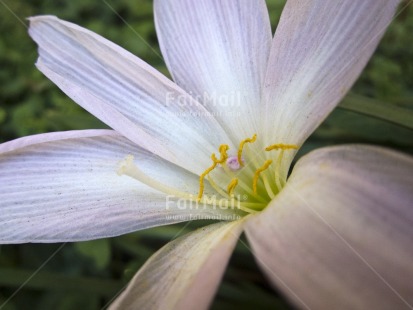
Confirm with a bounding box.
[154,0,272,142]
[110,221,244,310]
[261,0,400,148]
[245,145,413,310]
[28,15,231,174]
[0,130,237,243]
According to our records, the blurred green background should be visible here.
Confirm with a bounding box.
[0,0,412,309]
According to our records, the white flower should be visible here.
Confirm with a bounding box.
[1,1,412,309]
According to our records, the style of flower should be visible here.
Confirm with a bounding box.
[1,1,412,309]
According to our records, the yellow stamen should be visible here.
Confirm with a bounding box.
[197,159,218,202]
[227,178,239,196]
[221,162,267,203]
[197,144,229,201]
[218,144,229,163]
[265,143,298,151]
[262,174,276,199]
[274,150,285,191]
[253,160,273,194]
[265,144,296,191]
[237,134,257,166]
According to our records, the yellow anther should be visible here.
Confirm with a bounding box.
[197,144,229,201]
[214,144,229,164]
[218,144,229,162]
[253,160,273,194]
[237,134,257,166]
[265,143,298,151]
[197,160,218,202]
[227,178,239,196]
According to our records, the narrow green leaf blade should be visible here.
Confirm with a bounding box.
[339,93,413,130]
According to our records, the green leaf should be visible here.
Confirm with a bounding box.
[0,108,5,124]
[339,93,413,130]
[74,239,111,269]
[0,268,122,297]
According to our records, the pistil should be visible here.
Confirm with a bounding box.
[117,154,262,214]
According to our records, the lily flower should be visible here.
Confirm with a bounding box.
[1,0,412,309]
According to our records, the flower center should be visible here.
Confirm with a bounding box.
[116,134,297,216]
[195,134,297,213]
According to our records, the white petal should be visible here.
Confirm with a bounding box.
[0,129,116,153]
[110,221,244,310]
[0,130,236,243]
[245,145,413,310]
[28,15,232,174]
[154,0,272,142]
[261,1,400,149]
